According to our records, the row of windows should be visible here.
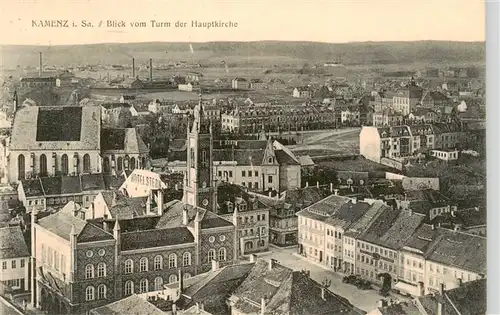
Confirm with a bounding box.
[124,253,191,274]
[85,284,107,301]
[123,274,191,296]
[85,263,107,279]
[17,153,92,180]
[357,242,396,259]
[238,227,266,237]
[326,229,342,239]
[241,182,259,189]
[1,259,25,270]
[41,244,66,273]
[207,248,227,262]
[241,170,259,177]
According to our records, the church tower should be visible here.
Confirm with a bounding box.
[184,94,217,212]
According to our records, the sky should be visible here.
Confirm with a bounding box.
[0,0,486,46]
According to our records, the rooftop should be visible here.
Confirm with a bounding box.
[0,226,29,259]
[90,294,164,315]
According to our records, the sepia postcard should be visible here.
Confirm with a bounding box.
[0,0,490,314]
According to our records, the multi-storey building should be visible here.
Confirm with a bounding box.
[355,208,425,289]
[221,106,336,133]
[19,77,57,88]
[0,226,30,292]
[392,82,424,115]
[359,124,439,163]
[7,106,150,184]
[217,183,270,255]
[398,224,486,296]
[18,173,123,213]
[372,109,403,127]
[408,108,440,124]
[418,91,451,109]
[264,186,329,247]
[296,194,352,264]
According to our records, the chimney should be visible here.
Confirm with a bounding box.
[268,258,276,270]
[316,181,319,188]
[437,301,444,315]
[351,197,357,204]
[330,182,333,193]
[306,182,309,188]
[178,269,183,293]
[132,58,135,78]
[146,191,152,214]
[268,190,272,198]
[249,254,257,263]
[439,283,445,295]
[149,58,153,81]
[431,224,435,230]
[334,189,339,196]
[260,297,266,315]
[211,259,219,271]
[39,52,43,77]
[182,206,188,225]
[172,304,177,315]
[158,190,164,216]
[321,287,326,300]
[103,220,109,232]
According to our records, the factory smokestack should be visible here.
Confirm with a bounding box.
[39,52,43,77]
[149,58,153,82]
[132,58,135,78]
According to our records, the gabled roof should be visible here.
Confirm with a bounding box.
[232,259,361,315]
[296,194,352,222]
[101,128,149,154]
[20,175,108,197]
[0,226,29,259]
[415,279,486,315]
[37,210,113,242]
[359,209,425,250]
[325,201,372,230]
[90,294,165,315]
[156,200,233,230]
[10,106,101,151]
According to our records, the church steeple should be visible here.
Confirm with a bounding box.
[184,91,217,212]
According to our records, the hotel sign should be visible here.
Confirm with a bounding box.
[130,172,162,190]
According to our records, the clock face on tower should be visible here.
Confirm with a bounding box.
[202,199,209,206]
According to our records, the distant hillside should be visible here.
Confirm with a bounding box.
[1,40,485,69]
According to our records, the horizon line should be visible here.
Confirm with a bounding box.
[1,39,486,47]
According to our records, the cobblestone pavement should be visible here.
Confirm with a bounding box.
[260,247,408,312]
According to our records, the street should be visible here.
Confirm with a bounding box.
[260,247,403,312]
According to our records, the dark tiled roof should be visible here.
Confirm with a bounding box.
[359,208,425,250]
[403,224,442,253]
[101,128,149,153]
[120,227,194,251]
[103,174,126,190]
[21,178,45,197]
[325,201,372,229]
[0,226,29,259]
[157,200,233,230]
[344,201,389,237]
[36,107,83,141]
[233,259,361,315]
[81,173,106,191]
[424,229,486,275]
[275,150,300,165]
[416,279,486,315]
[296,195,351,221]
[77,223,114,243]
[90,294,165,315]
[10,106,101,151]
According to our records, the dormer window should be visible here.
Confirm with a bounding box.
[268,157,273,164]
[239,204,247,212]
[227,201,234,212]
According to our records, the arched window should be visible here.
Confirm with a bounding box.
[182,252,191,267]
[141,157,146,169]
[124,259,133,274]
[97,263,106,277]
[168,274,178,283]
[124,281,134,296]
[130,157,136,170]
[124,156,130,170]
[139,279,148,293]
[154,277,164,291]
[117,157,123,172]
[83,154,91,173]
[139,257,148,272]
[17,154,25,180]
[184,273,192,279]
[218,247,227,261]
[168,253,177,268]
[61,154,69,175]
[97,284,107,299]
[85,264,94,279]
[39,154,47,177]
[85,286,95,301]
[103,157,110,174]
[208,249,216,262]
[258,240,265,247]
[154,255,163,270]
